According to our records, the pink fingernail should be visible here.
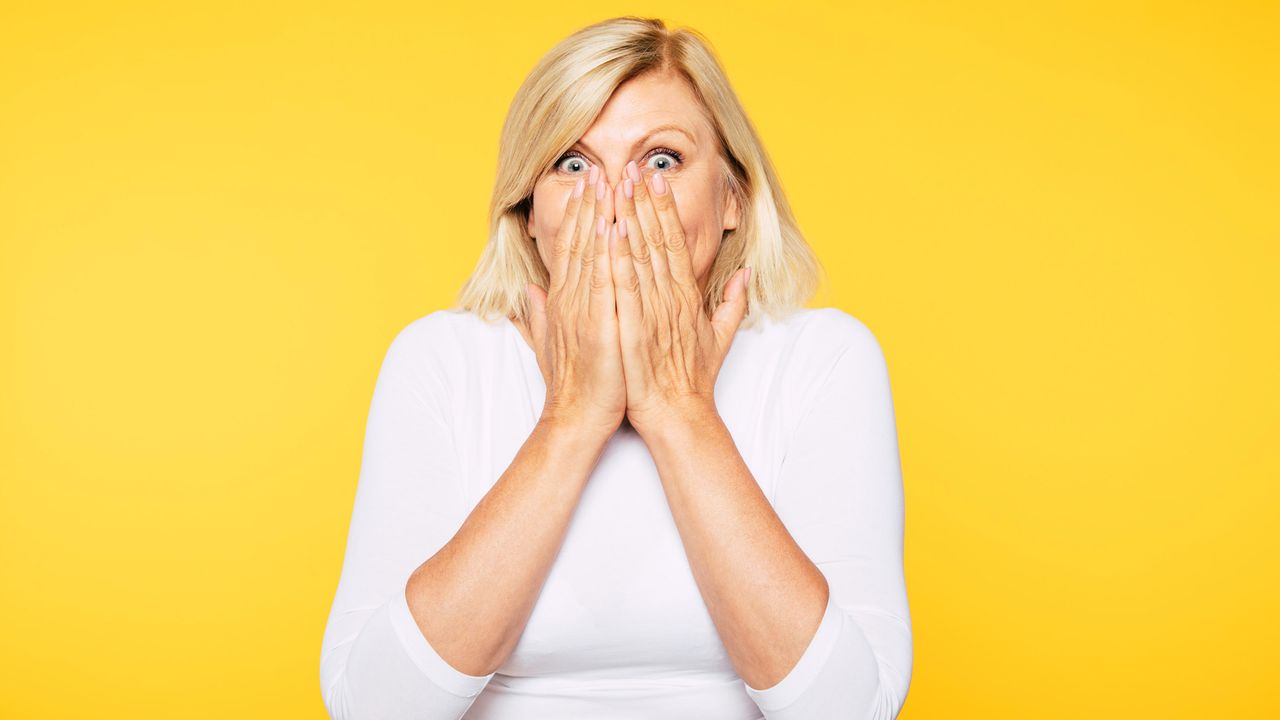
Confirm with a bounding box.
[573,177,584,198]
[588,165,599,184]
[652,172,667,195]
[624,177,633,198]
[626,160,641,183]
[596,178,606,200]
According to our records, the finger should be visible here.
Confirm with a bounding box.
[564,165,599,302]
[589,219,616,322]
[616,214,651,323]
[610,212,644,350]
[647,170,699,294]
[617,164,657,307]
[548,176,586,296]
[710,266,751,352]
[577,177,609,315]
[598,167,615,225]
[525,281,548,362]
[627,164,673,300]
[581,215,607,317]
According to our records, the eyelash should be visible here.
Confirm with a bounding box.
[554,147,684,174]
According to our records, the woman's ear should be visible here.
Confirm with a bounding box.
[721,186,740,232]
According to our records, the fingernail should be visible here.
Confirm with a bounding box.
[596,178,606,200]
[652,172,667,195]
[573,177,584,198]
[626,160,641,183]
[588,165,599,184]
[624,177,633,198]
[620,217,628,238]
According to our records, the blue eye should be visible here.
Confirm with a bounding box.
[552,147,685,174]
[554,151,590,174]
[644,147,683,172]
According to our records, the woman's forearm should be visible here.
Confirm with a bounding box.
[402,415,612,676]
[641,408,830,690]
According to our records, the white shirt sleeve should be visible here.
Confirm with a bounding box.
[743,310,914,719]
[320,316,496,719]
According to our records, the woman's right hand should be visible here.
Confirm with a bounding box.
[524,165,626,436]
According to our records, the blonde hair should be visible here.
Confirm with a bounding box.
[454,16,822,331]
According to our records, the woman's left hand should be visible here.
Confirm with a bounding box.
[610,160,752,437]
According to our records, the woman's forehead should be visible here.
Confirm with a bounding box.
[579,75,710,147]
[573,121,699,158]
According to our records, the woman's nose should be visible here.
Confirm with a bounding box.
[591,164,623,189]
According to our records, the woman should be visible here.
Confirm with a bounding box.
[320,16,912,720]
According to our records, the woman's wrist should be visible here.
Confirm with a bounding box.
[630,401,721,447]
[536,410,619,445]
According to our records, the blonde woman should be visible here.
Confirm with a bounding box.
[320,16,912,720]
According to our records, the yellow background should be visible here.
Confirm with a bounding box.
[2,1,1276,717]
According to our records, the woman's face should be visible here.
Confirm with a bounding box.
[527,70,740,295]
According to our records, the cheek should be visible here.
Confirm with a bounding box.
[671,187,719,260]
[532,185,570,236]
[671,183,717,228]
[531,186,571,271]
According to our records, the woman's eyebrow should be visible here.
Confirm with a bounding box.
[574,124,697,157]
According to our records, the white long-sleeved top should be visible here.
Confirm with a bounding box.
[320,306,912,719]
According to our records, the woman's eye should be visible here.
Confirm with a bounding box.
[644,148,683,172]
[554,152,590,174]
[553,148,683,174]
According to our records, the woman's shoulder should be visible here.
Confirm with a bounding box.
[759,306,884,358]
[751,307,892,402]
[394,307,489,338]
[383,308,500,373]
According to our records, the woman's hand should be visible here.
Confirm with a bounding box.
[609,160,752,438]
[524,165,627,436]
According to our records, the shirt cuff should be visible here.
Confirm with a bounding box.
[388,577,497,698]
[742,593,844,712]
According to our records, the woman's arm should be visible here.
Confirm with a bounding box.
[642,309,913,719]
[320,314,613,720]
[404,412,612,674]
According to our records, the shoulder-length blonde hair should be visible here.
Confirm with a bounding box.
[454,16,822,331]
